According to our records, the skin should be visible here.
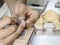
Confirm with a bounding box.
[0,16,11,29]
[0,0,39,45]
[26,7,39,27]
[5,0,26,15]
[0,15,18,28]
[0,25,17,40]
[12,2,27,20]
[12,3,39,27]
[0,22,26,45]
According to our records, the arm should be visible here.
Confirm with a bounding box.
[5,0,27,14]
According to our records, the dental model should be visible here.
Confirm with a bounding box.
[35,10,60,30]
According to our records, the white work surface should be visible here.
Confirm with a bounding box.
[45,0,60,14]
[29,0,60,45]
[29,35,60,45]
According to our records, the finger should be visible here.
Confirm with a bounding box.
[26,8,39,27]
[0,25,17,39]
[1,23,26,45]
[0,16,11,29]
[26,18,34,27]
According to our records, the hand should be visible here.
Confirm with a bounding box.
[0,15,26,45]
[0,23,26,45]
[12,2,27,20]
[26,7,39,27]
[12,3,39,28]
